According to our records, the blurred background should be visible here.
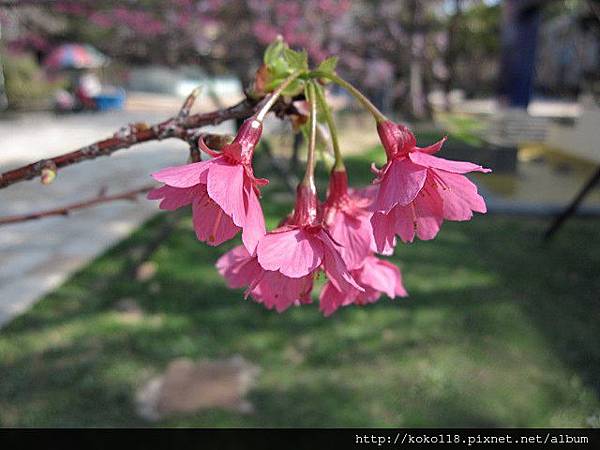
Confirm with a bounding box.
[0,0,599,427]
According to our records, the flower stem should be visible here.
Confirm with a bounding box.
[255,70,304,122]
[314,84,345,171]
[302,81,318,187]
[310,71,388,124]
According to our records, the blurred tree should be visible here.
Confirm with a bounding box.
[1,0,505,117]
[444,0,501,98]
[0,22,7,110]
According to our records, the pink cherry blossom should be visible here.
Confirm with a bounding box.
[319,255,408,316]
[148,118,267,253]
[217,245,314,313]
[256,182,364,297]
[370,120,490,250]
[322,169,376,270]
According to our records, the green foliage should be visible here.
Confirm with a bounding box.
[445,1,501,95]
[316,56,338,75]
[282,48,308,72]
[1,141,599,427]
[261,38,307,96]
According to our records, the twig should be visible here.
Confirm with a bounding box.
[0,91,296,189]
[177,86,203,120]
[0,184,155,226]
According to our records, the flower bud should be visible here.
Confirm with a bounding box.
[41,167,57,185]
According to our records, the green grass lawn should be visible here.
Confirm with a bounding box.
[1,142,599,427]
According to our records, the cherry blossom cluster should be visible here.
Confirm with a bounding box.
[148,44,490,315]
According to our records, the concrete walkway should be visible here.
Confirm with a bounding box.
[0,108,233,328]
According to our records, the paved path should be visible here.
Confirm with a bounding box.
[0,108,233,328]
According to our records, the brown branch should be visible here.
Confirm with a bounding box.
[0,94,297,189]
[0,95,256,189]
[0,184,156,226]
[177,86,203,120]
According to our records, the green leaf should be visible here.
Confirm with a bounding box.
[283,47,308,71]
[260,37,306,95]
[316,56,338,74]
[265,76,304,97]
[263,38,285,66]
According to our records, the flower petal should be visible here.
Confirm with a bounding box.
[358,256,408,299]
[241,182,266,255]
[151,160,213,187]
[391,205,418,244]
[374,158,428,212]
[207,160,246,227]
[257,229,323,278]
[192,189,240,246]
[147,185,199,210]
[416,136,447,155]
[318,230,364,293]
[216,246,261,289]
[409,151,491,174]
[370,211,398,254]
[251,271,313,312]
[413,181,444,240]
[433,170,487,220]
[329,211,373,270]
[319,282,354,316]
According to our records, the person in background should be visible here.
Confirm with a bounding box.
[74,70,101,110]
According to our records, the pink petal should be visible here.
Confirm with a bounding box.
[257,229,323,278]
[319,282,353,316]
[216,246,262,289]
[151,160,213,187]
[318,230,364,293]
[250,271,313,312]
[432,170,487,221]
[416,136,447,155]
[206,160,246,227]
[192,189,240,246]
[350,185,378,209]
[390,205,418,243]
[412,181,444,240]
[370,211,398,254]
[358,256,408,299]
[374,158,428,212]
[241,182,266,255]
[409,151,491,174]
[147,185,199,210]
[372,181,445,245]
[329,211,373,270]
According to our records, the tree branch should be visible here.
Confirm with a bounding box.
[0,184,156,226]
[0,95,256,189]
[0,90,298,190]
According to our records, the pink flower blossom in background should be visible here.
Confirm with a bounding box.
[370,120,490,251]
[319,255,408,316]
[148,118,267,253]
[217,245,314,313]
[256,183,363,296]
[322,169,375,270]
